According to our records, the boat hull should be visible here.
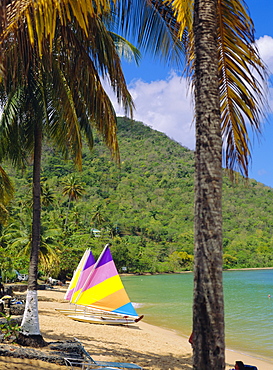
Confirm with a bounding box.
[67,314,136,325]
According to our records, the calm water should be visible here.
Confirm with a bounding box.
[121,269,273,362]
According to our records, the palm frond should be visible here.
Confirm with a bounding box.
[165,0,193,36]
[110,32,141,65]
[50,17,133,161]
[169,0,268,177]
[114,0,186,68]
[2,0,113,55]
[0,87,30,167]
[0,166,14,204]
[39,240,60,274]
[217,0,268,176]
[0,203,9,225]
[47,61,83,168]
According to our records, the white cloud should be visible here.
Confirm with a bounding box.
[254,36,273,111]
[106,72,195,150]
[256,35,273,74]
[105,36,273,152]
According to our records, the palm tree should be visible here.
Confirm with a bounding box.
[133,1,266,368]
[127,1,267,368]
[4,221,61,277]
[171,1,266,368]
[114,1,267,368]
[62,175,85,204]
[0,1,137,346]
[1,1,267,362]
[191,2,224,367]
[91,204,107,229]
[62,175,85,228]
[41,182,55,209]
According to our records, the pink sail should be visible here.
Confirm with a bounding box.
[64,249,91,301]
[71,250,96,302]
[75,245,138,317]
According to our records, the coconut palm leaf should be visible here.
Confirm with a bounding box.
[3,0,112,55]
[41,183,55,208]
[1,8,136,164]
[216,0,268,176]
[162,0,268,177]
[114,0,186,67]
[0,166,14,204]
[110,32,141,64]
[10,228,61,275]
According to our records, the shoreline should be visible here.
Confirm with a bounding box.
[225,348,273,370]
[40,289,273,370]
[0,288,271,370]
[169,324,273,367]
[155,323,273,369]
[121,266,273,276]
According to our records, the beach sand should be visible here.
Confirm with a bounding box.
[0,288,272,370]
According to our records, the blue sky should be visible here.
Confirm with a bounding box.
[108,1,273,188]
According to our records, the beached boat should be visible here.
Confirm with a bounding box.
[60,244,143,325]
[67,314,137,325]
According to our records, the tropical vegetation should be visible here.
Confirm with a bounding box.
[0,0,268,367]
[1,117,272,280]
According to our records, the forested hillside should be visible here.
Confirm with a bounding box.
[2,117,273,280]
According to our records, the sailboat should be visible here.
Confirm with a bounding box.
[64,249,94,301]
[58,244,143,325]
[55,248,96,316]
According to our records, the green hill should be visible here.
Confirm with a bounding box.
[2,116,273,280]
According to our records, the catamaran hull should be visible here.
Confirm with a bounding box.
[67,314,137,325]
[55,308,85,315]
[56,308,144,325]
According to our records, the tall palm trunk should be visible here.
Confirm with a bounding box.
[192,0,225,369]
[64,197,72,230]
[29,124,42,291]
[19,123,46,347]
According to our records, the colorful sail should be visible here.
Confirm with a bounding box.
[64,249,90,301]
[75,244,138,317]
[71,250,96,303]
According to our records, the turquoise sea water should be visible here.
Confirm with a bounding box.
[121,269,273,363]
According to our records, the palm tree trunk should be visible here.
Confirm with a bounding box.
[64,197,71,230]
[19,123,46,347]
[192,0,225,369]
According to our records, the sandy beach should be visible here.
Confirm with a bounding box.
[0,288,272,370]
